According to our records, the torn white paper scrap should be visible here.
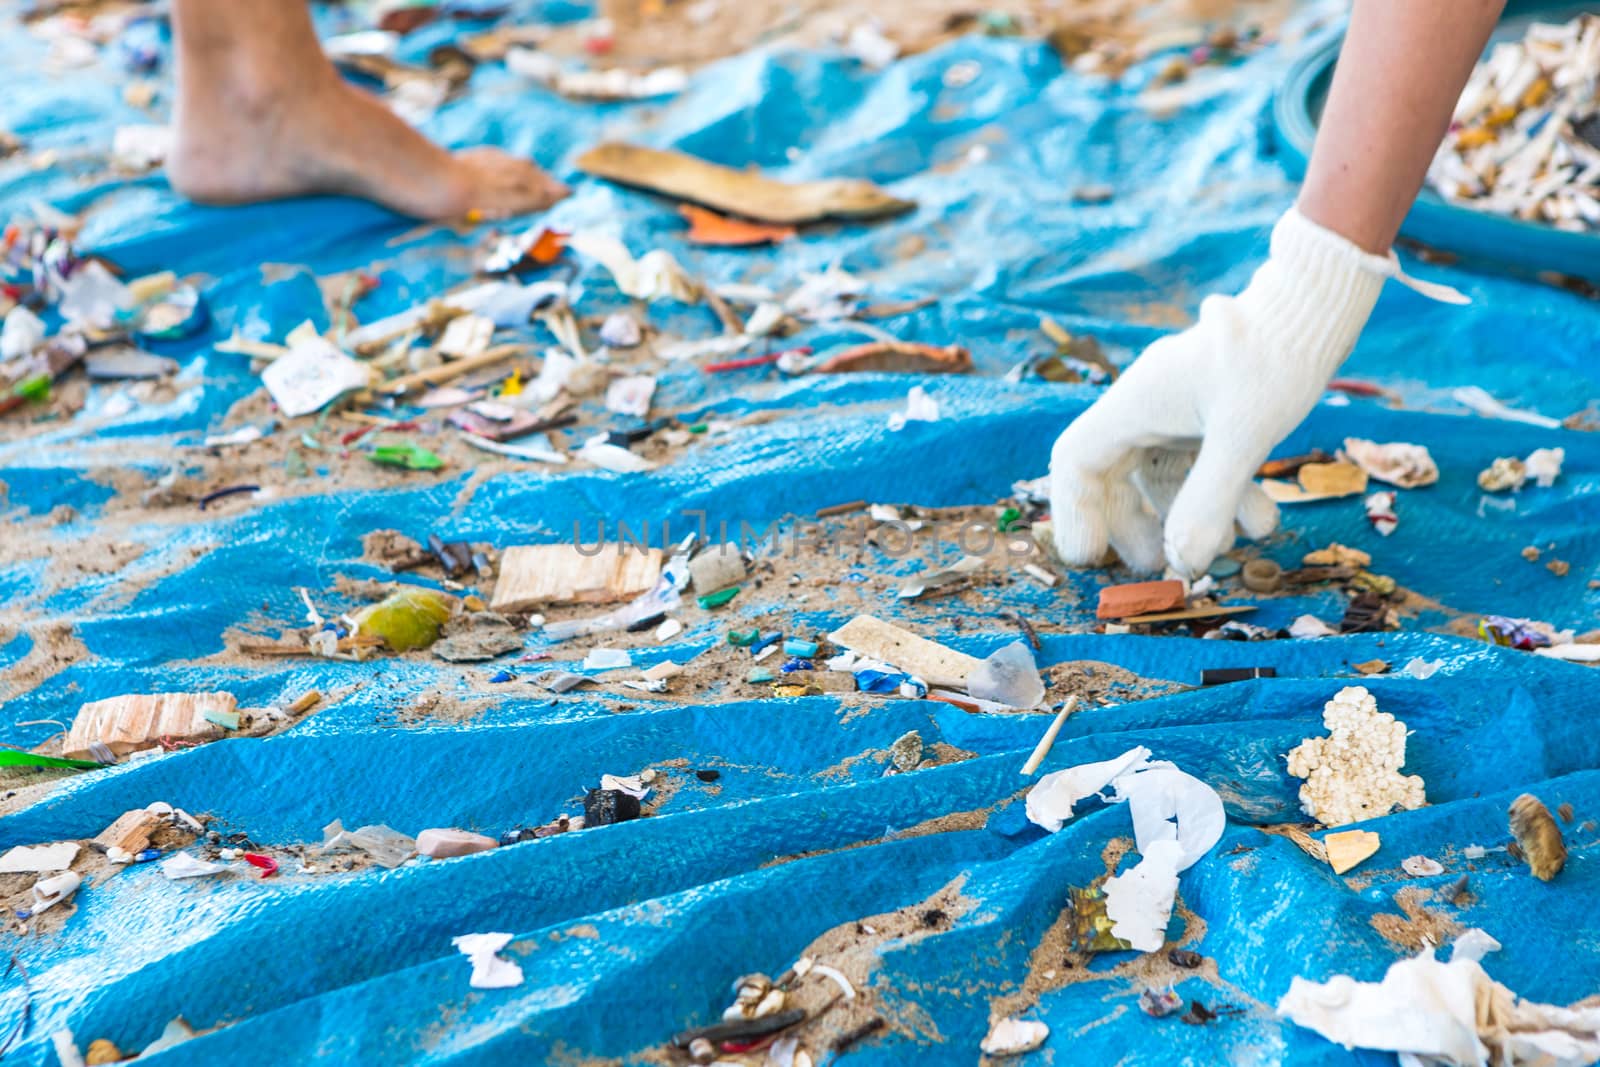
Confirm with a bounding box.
[599,773,649,798]
[1024,746,1151,833]
[453,932,525,989]
[1103,838,1183,952]
[1112,762,1227,871]
[0,841,80,873]
[261,336,372,417]
[568,232,699,303]
[1277,951,1600,1067]
[436,313,494,359]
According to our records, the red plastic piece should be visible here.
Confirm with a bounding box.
[243,853,279,877]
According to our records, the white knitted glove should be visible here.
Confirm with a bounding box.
[1049,207,1466,579]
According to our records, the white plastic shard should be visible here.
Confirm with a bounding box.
[1024,746,1151,833]
[452,932,524,989]
[1525,447,1565,488]
[1278,949,1600,1067]
[1451,385,1561,429]
[980,1017,1050,1056]
[161,852,225,879]
[887,385,939,431]
[1102,838,1184,952]
[1451,929,1502,964]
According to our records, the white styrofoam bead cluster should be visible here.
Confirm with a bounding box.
[1285,686,1427,827]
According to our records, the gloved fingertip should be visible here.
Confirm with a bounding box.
[1052,520,1109,567]
[1235,484,1280,541]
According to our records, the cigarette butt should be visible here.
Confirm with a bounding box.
[1020,695,1078,775]
[288,691,322,715]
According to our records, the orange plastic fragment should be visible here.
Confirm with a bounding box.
[679,205,796,247]
[525,228,568,265]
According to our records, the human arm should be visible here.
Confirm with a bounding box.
[1048,0,1507,579]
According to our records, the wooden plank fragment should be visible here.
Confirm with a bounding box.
[490,544,663,614]
[576,142,916,225]
[827,615,979,689]
[63,692,234,761]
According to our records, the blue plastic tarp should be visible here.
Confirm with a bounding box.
[3,1,1600,1064]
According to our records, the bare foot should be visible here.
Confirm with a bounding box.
[169,69,568,220]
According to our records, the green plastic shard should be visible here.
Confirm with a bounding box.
[698,586,740,610]
[0,750,105,770]
[370,442,443,471]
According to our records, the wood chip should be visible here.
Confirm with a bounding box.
[827,615,979,689]
[63,692,234,761]
[576,142,915,225]
[813,341,973,375]
[1262,462,1369,504]
[489,544,663,614]
[1119,604,1256,625]
[1324,829,1381,874]
[93,809,161,854]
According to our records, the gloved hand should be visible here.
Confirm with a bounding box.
[1049,207,1465,579]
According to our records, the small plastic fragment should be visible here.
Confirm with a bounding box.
[697,586,741,609]
[242,853,279,877]
[452,932,524,989]
[1140,988,1185,1018]
[1402,855,1444,877]
[31,871,81,913]
[1200,667,1276,686]
[980,1017,1049,1056]
[966,640,1045,709]
[370,442,444,471]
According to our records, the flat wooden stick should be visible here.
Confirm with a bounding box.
[1020,695,1079,775]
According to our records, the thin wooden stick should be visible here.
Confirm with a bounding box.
[371,343,525,398]
[1020,695,1078,776]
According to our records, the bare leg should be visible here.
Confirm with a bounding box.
[167,1,568,220]
[1299,0,1506,254]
